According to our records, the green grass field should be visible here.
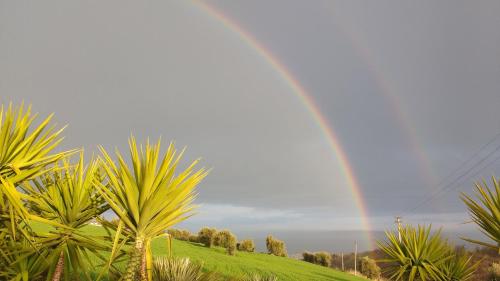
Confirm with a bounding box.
[154,238,367,281]
[32,223,367,281]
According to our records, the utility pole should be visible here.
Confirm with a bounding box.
[354,241,357,276]
[395,216,403,242]
[341,252,344,271]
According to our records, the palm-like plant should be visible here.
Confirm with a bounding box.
[440,250,479,281]
[21,153,110,280]
[378,224,451,281]
[152,257,217,281]
[0,102,76,281]
[461,177,500,254]
[96,137,208,281]
[0,103,72,218]
[0,236,50,281]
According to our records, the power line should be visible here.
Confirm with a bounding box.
[404,142,500,214]
[430,131,500,189]
[403,134,500,215]
[453,153,500,191]
[409,154,500,223]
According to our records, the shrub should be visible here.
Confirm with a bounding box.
[265,235,287,257]
[214,230,237,255]
[198,227,217,248]
[167,229,181,239]
[302,252,332,267]
[179,230,191,241]
[212,231,223,247]
[489,262,500,280]
[314,252,332,267]
[227,235,237,256]
[237,239,255,252]
[188,235,199,243]
[302,252,315,263]
[360,256,381,279]
[167,229,191,241]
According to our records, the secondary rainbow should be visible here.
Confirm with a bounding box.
[328,9,437,188]
[193,1,374,247]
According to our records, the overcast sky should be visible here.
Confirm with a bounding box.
[1,0,500,240]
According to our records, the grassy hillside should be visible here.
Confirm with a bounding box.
[152,238,366,281]
[31,223,367,280]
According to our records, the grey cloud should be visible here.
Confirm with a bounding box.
[1,0,499,235]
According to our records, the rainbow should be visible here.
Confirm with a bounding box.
[192,1,374,248]
[327,9,437,188]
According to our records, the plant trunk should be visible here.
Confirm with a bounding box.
[124,239,144,281]
[52,251,64,281]
[140,248,147,281]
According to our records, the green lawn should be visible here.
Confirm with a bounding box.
[31,223,367,281]
[153,238,367,281]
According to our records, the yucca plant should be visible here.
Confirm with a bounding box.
[152,257,217,281]
[461,177,500,254]
[0,236,50,281]
[96,137,208,281]
[0,103,73,220]
[20,152,110,281]
[377,224,451,281]
[0,102,75,281]
[440,251,479,281]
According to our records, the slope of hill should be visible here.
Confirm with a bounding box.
[30,223,367,280]
[152,238,368,281]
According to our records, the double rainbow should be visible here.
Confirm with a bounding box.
[193,1,375,248]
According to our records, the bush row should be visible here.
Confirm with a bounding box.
[167,227,291,258]
[167,229,192,241]
[303,252,380,279]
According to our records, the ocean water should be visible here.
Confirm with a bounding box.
[230,229,487,255]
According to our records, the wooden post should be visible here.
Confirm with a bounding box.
[354,241,357,276]
[395,216,402,242]
[341,252,344,271]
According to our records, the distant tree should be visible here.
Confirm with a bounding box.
[313,252,332,267]
[360,256,381,279]
[302,252,315,264]
[266,235,287,257]
[198,227,217,248]
[188,235,199,243]
[214,230,237,255]
[237,239,255,252]
[167,229,191,241]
